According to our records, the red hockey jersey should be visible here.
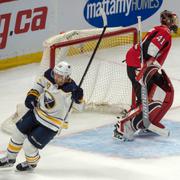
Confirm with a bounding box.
[126,25,172,68]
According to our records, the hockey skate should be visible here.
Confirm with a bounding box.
[16,161,37,171]
[113,128,125,141]
[137,128,158,136]
[0,156,16,168]
[113,121,135,141]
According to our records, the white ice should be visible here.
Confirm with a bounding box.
[0,38,180,180]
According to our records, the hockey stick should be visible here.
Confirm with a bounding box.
[137,16,150,128]
[63,8,108,121]
[137,16,169,137]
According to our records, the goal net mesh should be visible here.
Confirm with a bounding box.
[40,27,137,113]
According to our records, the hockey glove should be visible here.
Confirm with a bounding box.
[62,81,83,104]
[25,89,39,110]
[71,87,83,104]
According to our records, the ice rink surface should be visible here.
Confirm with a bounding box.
[0,38,180,180]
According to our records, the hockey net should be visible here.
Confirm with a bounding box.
[40,27,137,112]
[1,27,137,134]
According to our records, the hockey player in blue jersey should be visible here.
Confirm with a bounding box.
[0,61,84,171]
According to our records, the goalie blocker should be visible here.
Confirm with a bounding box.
[113,65,174,141]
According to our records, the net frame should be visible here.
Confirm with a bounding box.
[49,27,138,110]
[50,27,137,68]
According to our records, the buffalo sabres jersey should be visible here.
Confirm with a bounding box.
[32,69,82,132]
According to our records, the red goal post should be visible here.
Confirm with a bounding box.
[50,27,137,68]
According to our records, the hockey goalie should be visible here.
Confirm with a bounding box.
[113,64,174,141]
[113,10,178,141]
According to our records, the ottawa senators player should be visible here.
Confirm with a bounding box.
[113,10,178,141]
[126,10,178,104]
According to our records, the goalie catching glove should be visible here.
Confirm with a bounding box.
[25,89,40,110]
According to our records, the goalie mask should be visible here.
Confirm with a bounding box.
[54,61,71,78]
[160,10,179,33]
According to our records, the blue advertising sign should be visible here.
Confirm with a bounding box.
[84,0,163,27]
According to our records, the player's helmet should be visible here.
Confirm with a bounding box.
[160,10,179,33]
[54,61,71,78]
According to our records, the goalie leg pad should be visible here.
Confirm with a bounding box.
[143,64,159,86]
[149,70,174,128]
[115,101,165,133]
[131,101,165,129]
[150,92,174,128]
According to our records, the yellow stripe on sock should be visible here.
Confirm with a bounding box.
[26,155,40,164]
[8,143,22,153]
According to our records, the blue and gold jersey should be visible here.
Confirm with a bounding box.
[32,69,83,132]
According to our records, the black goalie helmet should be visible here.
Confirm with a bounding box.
[160,10,179,33]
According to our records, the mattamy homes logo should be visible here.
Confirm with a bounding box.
[84,0,163,27]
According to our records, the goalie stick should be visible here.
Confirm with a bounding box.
[63,8,108,121]
[137,16,169,137]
